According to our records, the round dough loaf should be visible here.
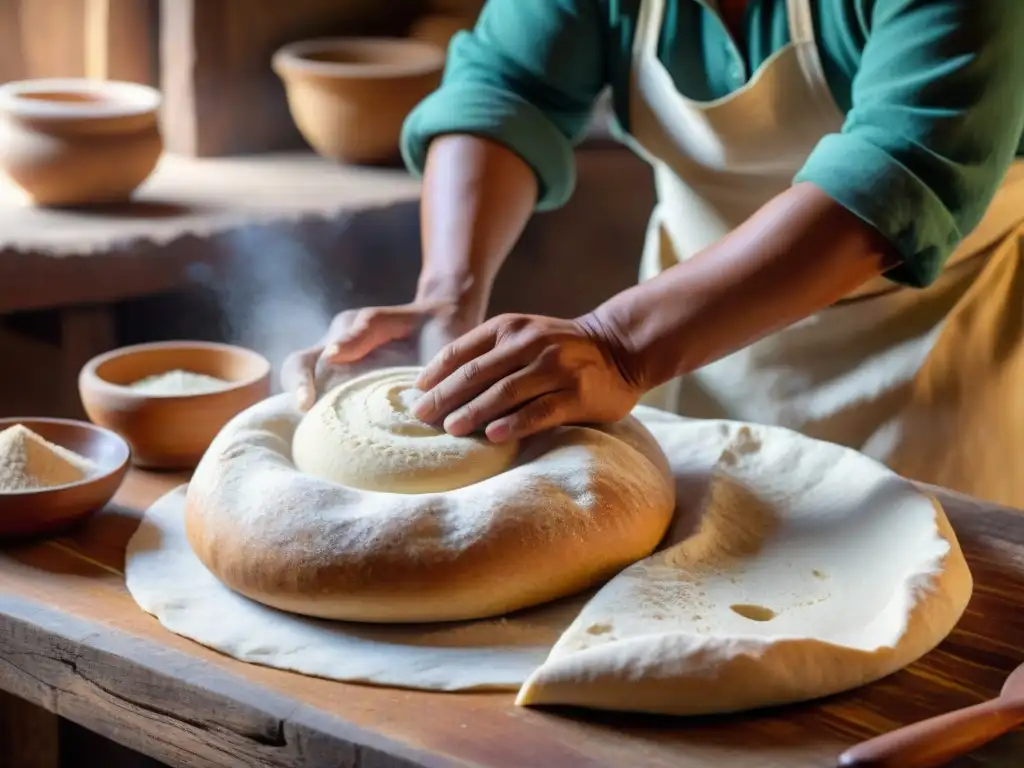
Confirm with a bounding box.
[292,368,518,493]
[184,367,676,623]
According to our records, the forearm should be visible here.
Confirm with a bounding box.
[415,135,537,323]
[588,182,901,390]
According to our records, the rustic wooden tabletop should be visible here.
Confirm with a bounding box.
[1,470,1022,768]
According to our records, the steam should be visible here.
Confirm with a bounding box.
[195,219,343,390]
[183,203,423,394]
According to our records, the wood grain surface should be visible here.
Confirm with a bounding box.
[1,470,1023,767]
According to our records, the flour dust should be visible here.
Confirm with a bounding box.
[189,223,342,388]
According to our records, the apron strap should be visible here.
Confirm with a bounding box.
[633,0,666,64]
[629,0,669,153]
[785,0,842,124]
[785,0,816,44]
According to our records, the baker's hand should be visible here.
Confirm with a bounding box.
[281,302,473,411]
[411,313,642,442]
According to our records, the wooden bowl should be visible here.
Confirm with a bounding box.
[272,37,445,165]
[79,341,272,470]
[0,417,130,540]
[0,78,163,206]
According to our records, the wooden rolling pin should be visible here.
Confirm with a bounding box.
[838,662,1024,767]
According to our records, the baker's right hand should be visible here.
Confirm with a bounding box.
[281,302,474,412]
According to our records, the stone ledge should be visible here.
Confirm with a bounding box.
[0,152,421,314]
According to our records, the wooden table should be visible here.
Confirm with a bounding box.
[1,471,1023,768]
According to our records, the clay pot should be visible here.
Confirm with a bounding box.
[409,14,476,52]
[0,417,130,540]
[79,341,271,470]
[272,38,445,165]
[0,78,162,206]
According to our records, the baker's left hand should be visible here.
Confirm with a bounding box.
[411,313,642,443]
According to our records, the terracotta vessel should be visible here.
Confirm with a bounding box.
[272,38,445,165]
[0,78,163,206]
[410,15,476,52]
[79,341,271,470]
[0,417,130,541]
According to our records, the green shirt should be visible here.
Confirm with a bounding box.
[401,0,1024,287]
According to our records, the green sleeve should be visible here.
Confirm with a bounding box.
[400,0,609,211]
[795,0,1024,287]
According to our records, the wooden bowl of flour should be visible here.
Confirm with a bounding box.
[0,417,130,540]
[79,341,271,470]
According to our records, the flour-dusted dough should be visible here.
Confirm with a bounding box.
[293,368,518,493]
[184,373,676,623]
[516,412,974,715]
[128,408,973,711]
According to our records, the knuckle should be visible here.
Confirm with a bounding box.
[528,397,555,423]
[491,318,515,342]
[440,342,462,368]
[537,344,566,370]
[495,314,529,339]
[459,358,481,385]
[496,376,520,402]
[512,329,542,352]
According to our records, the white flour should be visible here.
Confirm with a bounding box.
[128,369,229,396]
[0,424,96,493]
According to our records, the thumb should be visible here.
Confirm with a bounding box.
[280,347,321,411]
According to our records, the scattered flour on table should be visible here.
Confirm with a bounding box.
[128,370,229,396]
[0,424,96,493]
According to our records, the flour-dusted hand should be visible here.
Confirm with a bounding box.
[412,313,643,442]
[280,301,475,411]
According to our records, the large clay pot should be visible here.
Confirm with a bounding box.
[0,78,162,206]
[272,38,445,165]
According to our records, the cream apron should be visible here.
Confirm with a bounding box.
[631,0,1024,508]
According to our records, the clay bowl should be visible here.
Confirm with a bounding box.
[79,341,271,470]
[272,37,445,165]
[0,78,163,206]
[0,417,130,541]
